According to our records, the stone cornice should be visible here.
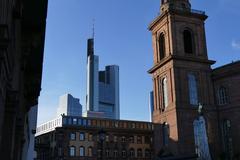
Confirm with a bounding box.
[148,55,215,74]
[148,9,208,31]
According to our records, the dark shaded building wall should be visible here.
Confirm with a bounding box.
[0,0,48,159]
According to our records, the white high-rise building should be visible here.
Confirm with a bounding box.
[85,38,120,119]
[57,94,82,117]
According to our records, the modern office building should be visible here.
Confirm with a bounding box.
[149,91,154,122]
[148,0,240,159]
[85,39,120,119]
[35,115,157,160]
[0,0,48,159]
[57,94,82,117]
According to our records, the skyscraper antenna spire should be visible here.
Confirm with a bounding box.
[92,18,95,39]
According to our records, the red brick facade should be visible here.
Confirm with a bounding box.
[148,0,240,159]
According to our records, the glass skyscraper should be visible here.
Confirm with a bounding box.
[85,38,120,119]
[57,94,82,117]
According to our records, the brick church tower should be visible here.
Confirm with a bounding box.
[148,0,220,158]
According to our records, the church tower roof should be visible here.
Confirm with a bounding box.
[160,0,191,14]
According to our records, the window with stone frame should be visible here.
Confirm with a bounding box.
[137,136,142,144]
[183,30,194,54]
[114,136,118,142]
[137,149,143,157]
[218,86,229,105]
[79,146,85,157]
[121,136,126,143]
[68,118,72,125]
[106,149,110,157]
[97,149,102,158]
[105,135,109,142]
[79,132,85,141]
[69,146,76,157]
[122,150,127,158]
[88,147,93,157]
[129,136,134,143]
[70,133,76,141]
[113,150,118,157]
[88,133,93,141]
[159,32,166,60]
[132,123,136,128]
[130,148,135,158]
[73,118,77,125]
[188,73,198,105]
[161,77,169,109]
[145,149,151,158]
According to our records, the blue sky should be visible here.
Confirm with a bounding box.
[37,0,240,125]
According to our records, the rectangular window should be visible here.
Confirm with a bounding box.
[121,136,126,143]
[114,136,118,142]
[83,119,87,126]
[105,135,109,142]
[88,147,93,157]
[132,123,136,129]
[188,74,198,105]
[73,118,77,125]
[137,136,142,144]
[88,133,93,141]
[88,120,91,126]
[70,146,75,156]
[68,118,72,125]
[80,147,85,157]
[106,149,110,157]
[63,117,67,125]
[78,119,82,125]
[70,133,76,140]
[80,132,85,141]
[129,136,134,143]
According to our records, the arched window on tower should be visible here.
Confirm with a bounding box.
[159,33,166,60]
[162,77,169,109]
[183,30,194,54]
[218,87,229,105]
[162,122,169,146]
[188,74,198,105]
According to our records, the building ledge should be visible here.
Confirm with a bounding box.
[148,8,207,31]
[148,55,215,74]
